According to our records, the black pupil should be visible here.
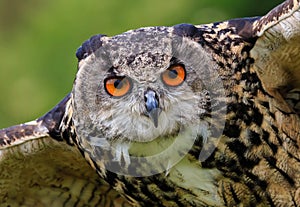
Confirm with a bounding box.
[114,79,123,89]
[168,70,178,79]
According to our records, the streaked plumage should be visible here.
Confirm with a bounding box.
[1,0,299,206]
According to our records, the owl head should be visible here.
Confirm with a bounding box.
[72,24,226,176]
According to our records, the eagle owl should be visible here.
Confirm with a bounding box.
[1,0,300,206]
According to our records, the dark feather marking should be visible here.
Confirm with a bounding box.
[253,0,297,34]
[265,157,295,186]
[227,17,259,42]
[39,93,71,141]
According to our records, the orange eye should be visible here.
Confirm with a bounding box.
[104,77,132,97]
[161,64,186,87]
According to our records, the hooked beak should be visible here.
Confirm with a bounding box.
[144,89,161,128]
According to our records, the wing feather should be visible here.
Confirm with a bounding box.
[250,0,300,93]
[0,121,48,149]
[0,94,130,206]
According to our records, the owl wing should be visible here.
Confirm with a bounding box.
[249,0,300,113]
[0,94,129,207]
[192,1,300,205]
[220,1,300,204]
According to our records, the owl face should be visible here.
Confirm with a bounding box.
[73,25,215,142]
[72,25,225,174]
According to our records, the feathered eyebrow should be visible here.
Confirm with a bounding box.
[105,67,129,79]
[106,67,119,77]
[107,67,115,75]
[169,57,184,66]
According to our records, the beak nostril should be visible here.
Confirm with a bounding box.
[144,89,159,112]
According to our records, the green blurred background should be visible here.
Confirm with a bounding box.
[0,0,283,128]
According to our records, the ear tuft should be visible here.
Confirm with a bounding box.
[173,23,202,39]
[76,34,106,61]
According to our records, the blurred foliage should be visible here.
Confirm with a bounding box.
[0,0,283,128]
